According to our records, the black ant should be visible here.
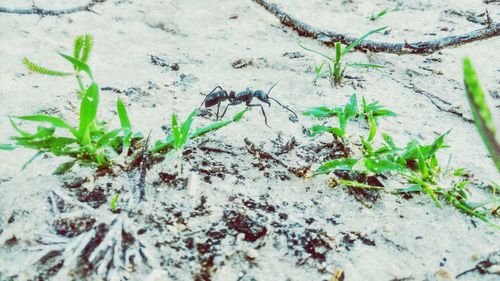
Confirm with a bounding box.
[198,82,297,127]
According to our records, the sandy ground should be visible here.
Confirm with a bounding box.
[0,0,499,280]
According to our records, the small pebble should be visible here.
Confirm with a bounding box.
[246,248,259,260]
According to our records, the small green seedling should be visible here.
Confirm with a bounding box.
[303,94,395,139]
[0,35,143,174]
[463,57,500,173]
[23,34,94,96]
[370,8,397,21]
[151,109,249,154]
[299,27,386,86]
[110,193,119,212]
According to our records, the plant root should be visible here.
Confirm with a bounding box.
[0,0,107,17]
[252,0,500,55]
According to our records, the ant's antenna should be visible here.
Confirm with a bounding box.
[267,80,298,118]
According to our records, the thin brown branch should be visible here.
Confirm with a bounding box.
[253,0,500,55]
[0,0,106,16]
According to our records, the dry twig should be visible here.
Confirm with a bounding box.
[253,0,500,55]
[0,0,106,17]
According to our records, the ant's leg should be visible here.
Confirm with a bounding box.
[220,103,237,119]
[248,104,270,128]
[198,86,225,109]
[216,102,221,120]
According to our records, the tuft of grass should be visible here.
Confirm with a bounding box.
[1,35,143,174]
[151,108,249,154]
[299,27,386,86]
[303,94,395,140]
[463,57,500,173]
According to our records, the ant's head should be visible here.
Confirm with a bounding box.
[254,90,271,107]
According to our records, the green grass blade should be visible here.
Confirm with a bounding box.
[0,144,15,150]
[367,113,376,142]
[335,42,342,62]
[347,63,385,68]
[22,151,44,170]
[110,193,119,212]
[23,58,72,77]
[302,106,337,118]
[59,52,94,80]
[339,179,384,189]
[341,27,386,56]
[315,158,357,175]
[181,110,197,146]
[116,98,131,130]
[171,113,181,149]
[79,83,99,137]
[463,57,500,172]
[298,43,333,61]
[53,159,78,175]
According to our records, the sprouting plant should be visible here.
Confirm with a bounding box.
[303,94,396,139]
[299,27,386,86]
[110,193,119,212]
[23,34,94,96]
[151,109,249,154]
[463,57,500,173]
[369,8,397,21]
[0,35,143,174]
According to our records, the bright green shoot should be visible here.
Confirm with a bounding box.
[110,193,119,212]
[151,109,249,154]
[0,35,143,174]
[303,94,395,139]
[23,34,94,95]
[370,8,396,21]
[463,57,500,173]
[299,27,386,86]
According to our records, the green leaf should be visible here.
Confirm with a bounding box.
[338,179,384,189]
[335,42,342,63]
[180,110,197,146]
[342,27,387,56]
[22,58,72,77]
[344,94,358,120]
[0,144,15,150]
[22,151,44,170]
[395,184,423,193]
[110,193,119,212]
[59,52,94,80]
[315,158,357,174]
[382,132,396,148]
[367,113,376,142]
[15,115,77,137]
[298,43,333,61]
[308,125,330,136]
[53,160,78,175]
[79,83,99,138]
[347,63,385,68]
[116,98,131,130]
[353,158,407,173]
[9,116,31,138]
[463,57,499,172]
[171,113,181,149]
[416,147,429,177]
[302,106,337,118]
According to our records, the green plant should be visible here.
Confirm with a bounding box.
[299,27,386,86]
[0,35,143,174]
[463,57,500,173]
[303,94,396,139]
[151,109,249,154]
[110,193,119,212]
[370,8,397,21]
[23,34,94,96]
